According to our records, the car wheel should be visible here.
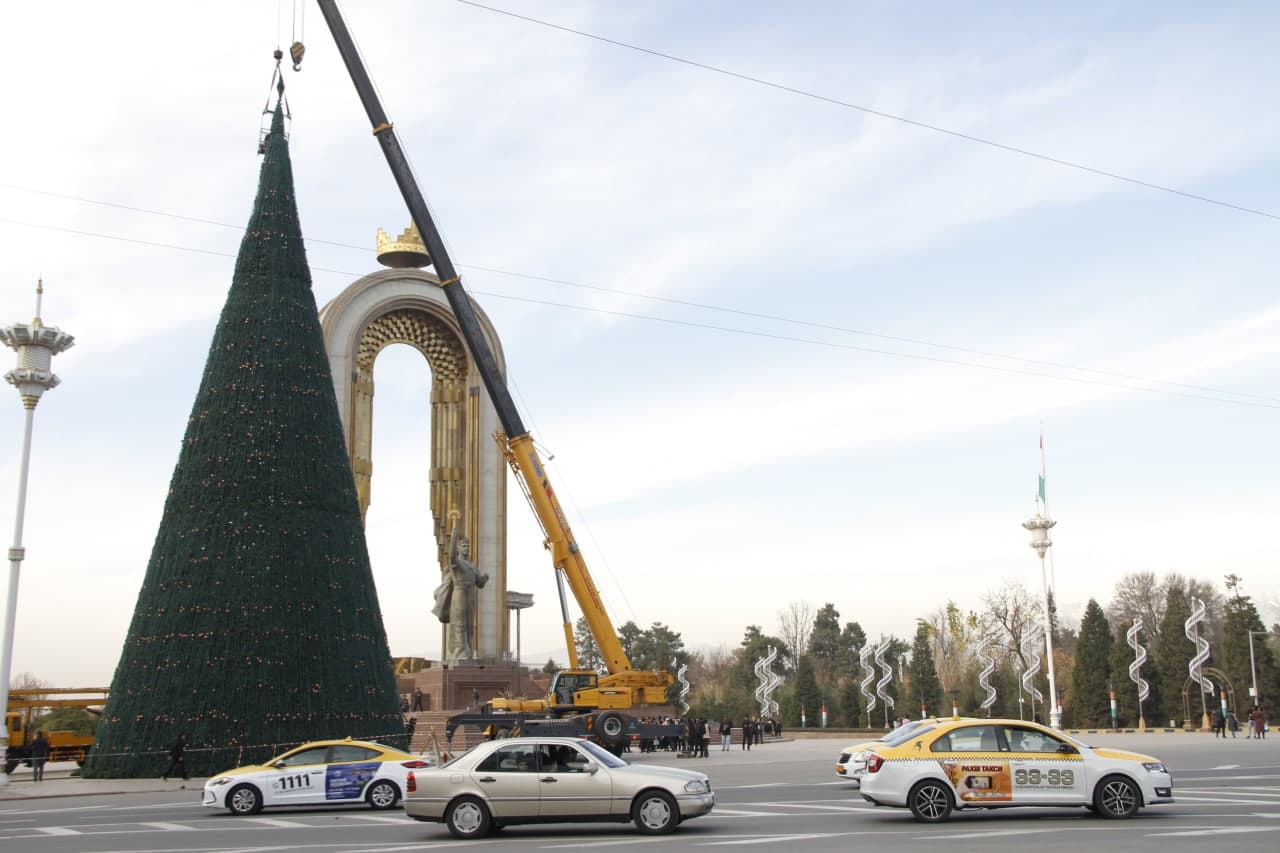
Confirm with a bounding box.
[227,784,264,816]
[1093,775,1140,819]
[366,780,400,810]
[632,789,678,834]
[446,795,493,839]
[908,780,954,823]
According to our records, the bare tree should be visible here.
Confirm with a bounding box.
[777,600,814,665]
[1107,571,1166,642]
[984,580,1039,667]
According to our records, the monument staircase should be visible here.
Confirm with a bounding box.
[406,710,485,757]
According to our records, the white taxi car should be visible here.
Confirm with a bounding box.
[203,738,432,815]
[859,718,1173,822]
[836,718,957,786]
[405,736,714,838]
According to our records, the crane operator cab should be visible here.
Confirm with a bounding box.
[550,671,599,709]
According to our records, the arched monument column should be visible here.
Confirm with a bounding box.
[318,252,510,664]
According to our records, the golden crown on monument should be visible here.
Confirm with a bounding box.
[375,223,431,269]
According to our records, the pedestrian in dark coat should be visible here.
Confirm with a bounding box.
[30,731,50,782]
[163,733,188,781]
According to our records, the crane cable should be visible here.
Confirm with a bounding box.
[290,0,306,70]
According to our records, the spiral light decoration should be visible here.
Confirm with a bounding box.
[859,645,877,721]
[1184,597,1212,695]
[765,648,781,717]
[874,638,896,716]
[673,657,690,715]
[1126,618,1150,703]
[754,645,780,718]
[976,636,997,711]
[1020,623,1044,703]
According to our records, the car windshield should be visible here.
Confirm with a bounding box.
[883,722,934,745]
[577,740,628,768]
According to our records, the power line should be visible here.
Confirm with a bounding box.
[454,0,1280,222]
[1,214,1273,411]
[6,178,1274,406]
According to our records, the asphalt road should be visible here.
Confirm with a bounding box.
[0,732,1275,852]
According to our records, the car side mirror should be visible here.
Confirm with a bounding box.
[583,761,599,774]
[272,760,287,768]
[1057,743,1077,755]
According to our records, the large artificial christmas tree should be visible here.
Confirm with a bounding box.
[85,96,403,777]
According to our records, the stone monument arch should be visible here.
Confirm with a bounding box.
[317,237,509,665]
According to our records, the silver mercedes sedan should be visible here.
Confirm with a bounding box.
[403,736,715,838]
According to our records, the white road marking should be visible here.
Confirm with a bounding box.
[1148,826,1279,837]
[708,808,783,816]
[701,833,843,846]
[344,814,412,824]
[35,826,82,835]
[1166,795,1280,805]
[755,801,867,812]
[245,817,312,828]
[917,828,1055,840]
[140,821,199,831]
[1212,764,1241,770]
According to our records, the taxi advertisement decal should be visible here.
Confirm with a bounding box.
[939,760,1013,802]
[325,762,379,800]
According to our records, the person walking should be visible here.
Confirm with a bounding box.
[1227,709,1239,738]
[741,718,752,751]
[29,731,50,782]
[1212,708,1226,738]
[412,689,424,712]
[720,719,732,751]
[163,733,189,781]
[1252,706,1267,739]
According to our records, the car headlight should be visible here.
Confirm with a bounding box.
[209,777,232,786]
[684,779,710,794]
[1142,762,1167,774]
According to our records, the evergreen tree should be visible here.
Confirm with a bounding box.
[1221,575,1279,713]
[1155,586,1195,726]
[1070,599,1113,727]
[809,604,842,688]
[908,622,944,717]
[573,616,603,671]
[792,655,821,728]
[85,100,401,777]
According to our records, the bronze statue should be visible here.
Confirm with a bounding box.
[432,520,488,663]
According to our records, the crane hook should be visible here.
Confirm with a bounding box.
[290,40,305,71]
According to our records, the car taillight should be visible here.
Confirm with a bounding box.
[865,753,884,773]
[401,760,431,768]
[406,771,416,793]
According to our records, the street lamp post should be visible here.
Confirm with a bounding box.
[0,280,74,787]
[1022,506,1062,729]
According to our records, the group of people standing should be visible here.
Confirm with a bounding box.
[1211,705,1267,739]
[632,715,781,754]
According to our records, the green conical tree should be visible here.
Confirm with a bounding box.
[85,100,402,777]
[1069,599,1113,727]
[908,621,944,717]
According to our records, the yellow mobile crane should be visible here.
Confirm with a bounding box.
[314,2,680,753]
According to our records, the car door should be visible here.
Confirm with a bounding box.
[999,724,1086,805]
[471,742,543,820]
[321,744,383,802]
[929,724,1014,805]
[266,745,331,805]
[536,743,613,818]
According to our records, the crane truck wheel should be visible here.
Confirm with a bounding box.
[595,711,627,754]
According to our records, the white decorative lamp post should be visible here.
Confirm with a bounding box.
[0,280,74,786]
[1022,507,1062,729]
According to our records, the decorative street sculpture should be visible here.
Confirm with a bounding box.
[674,657,690,716]
[1126,617,1150,729]
[976,636,998,714]
[859,645,877,725]
[1020,623,1045,718]
[753,646,780,719]
[875,638,895,727]
[1185,596,1212,727]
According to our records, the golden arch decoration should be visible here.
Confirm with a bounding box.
[318,268,509,662]
[1179,666,1235,729]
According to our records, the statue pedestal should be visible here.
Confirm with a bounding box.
[406,660,530,712]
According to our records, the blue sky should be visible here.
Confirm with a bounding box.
[1,1,1277,686]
